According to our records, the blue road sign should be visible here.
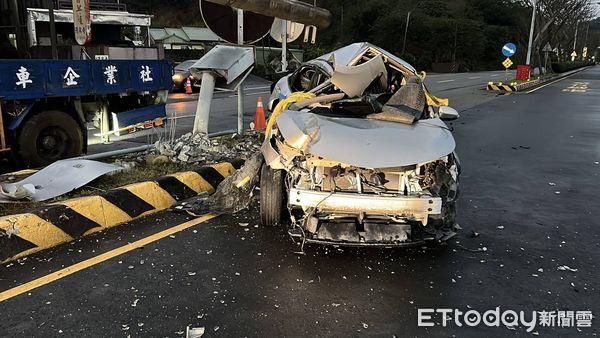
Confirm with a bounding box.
[502,43,517,57]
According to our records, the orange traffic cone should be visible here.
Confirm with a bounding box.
[254,97,267,130]
[185,78,192,94]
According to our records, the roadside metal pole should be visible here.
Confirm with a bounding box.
[10,0,24,57]
[281,19,288,72]
[402,11,411,55]
[100,102,111,144]
[525,0,537,65]
[193,72,216,134]
[582,21,590,54]
[47,0,58,59]
[146,26,151,47]
[237,9,245,136]
[573,22,578,54]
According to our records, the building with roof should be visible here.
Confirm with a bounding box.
[149,26,304,67]
[1,0,160,59]
[149,27,221,50]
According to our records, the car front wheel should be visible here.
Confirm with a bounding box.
[260,163,286,227]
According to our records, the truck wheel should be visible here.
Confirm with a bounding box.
[18,110,84,167]
[260,163,286,227]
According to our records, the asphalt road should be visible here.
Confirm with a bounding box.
[2,67,599,337]
[425,70,507,92]
[424,70,512,111]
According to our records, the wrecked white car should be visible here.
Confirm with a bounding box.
[260,43,461,247]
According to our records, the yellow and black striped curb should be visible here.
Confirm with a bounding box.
[0,159,244,263]
[487,83,517,92]
[487,78,544,92]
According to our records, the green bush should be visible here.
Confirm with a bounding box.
[551,61,593,73]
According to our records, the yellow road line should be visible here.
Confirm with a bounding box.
[0,213,218,303]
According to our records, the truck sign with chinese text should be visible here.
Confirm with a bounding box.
[0,59,173,167]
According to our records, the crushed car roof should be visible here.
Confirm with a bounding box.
[317,42,417,73]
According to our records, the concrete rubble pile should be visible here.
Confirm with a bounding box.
[153,131,262,164]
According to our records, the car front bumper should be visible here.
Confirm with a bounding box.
[288,188,442,225]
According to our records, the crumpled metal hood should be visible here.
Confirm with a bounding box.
[276,111,455,169]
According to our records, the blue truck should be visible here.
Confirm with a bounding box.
[0,59,172,167]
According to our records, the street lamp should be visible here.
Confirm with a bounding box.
[402,11,411,55]
[401,1,425,55]
[526,0,537,65]
[573,21,579,52]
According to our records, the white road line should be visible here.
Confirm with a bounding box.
[491,74,499,77]
[469,76,481,79]
[437,79,455,83]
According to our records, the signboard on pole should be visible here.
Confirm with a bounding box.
[582,47,588,59]
[542,43,552,53]
[542,43,552,73]
[502,43,517,57]
[72,0,92,45]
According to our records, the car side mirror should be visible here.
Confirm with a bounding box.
[439,106,460,121]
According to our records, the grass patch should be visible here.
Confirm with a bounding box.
[62,161,203,199]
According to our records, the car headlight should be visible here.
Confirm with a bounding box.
[172,74,183,81]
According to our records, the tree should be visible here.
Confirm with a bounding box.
[513,0,595,67]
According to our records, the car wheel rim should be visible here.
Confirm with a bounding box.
[36,126,69,161]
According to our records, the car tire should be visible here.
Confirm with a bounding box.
[18,110,84,168]
[260,163,286,227]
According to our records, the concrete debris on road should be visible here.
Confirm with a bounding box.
[557,265,578,272]
[186,326,205,338]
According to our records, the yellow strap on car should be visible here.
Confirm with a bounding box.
[425,90,449,107]
[265,92,316,140]
[418,71,449,108]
